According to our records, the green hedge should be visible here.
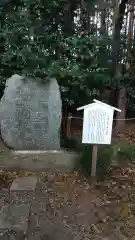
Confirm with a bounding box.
[61,136,113,179]
[78,144,113,179]
[116,143,135,163]
[61,136,135,179]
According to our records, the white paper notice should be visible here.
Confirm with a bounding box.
[82,106,114,144]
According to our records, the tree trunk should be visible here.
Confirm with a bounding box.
[63,0,75,36]
[112,0,128,73]
[100,8,106,37]
[80,0,91,34]
[128,0,134,71]
[112,0,128,133]
[115,87,127,134]
[115,0,134,134]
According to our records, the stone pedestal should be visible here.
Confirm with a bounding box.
[10,150,77,172]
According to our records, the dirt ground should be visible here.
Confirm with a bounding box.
[0,139,135,239]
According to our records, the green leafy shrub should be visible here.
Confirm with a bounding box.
[78,145,113,179]
[61,136,113,179]
[60,135,80,152]
[116,143,135,163]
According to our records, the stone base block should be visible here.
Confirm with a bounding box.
[8,150,77,172]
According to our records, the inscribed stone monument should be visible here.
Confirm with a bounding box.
[0,74,62,150]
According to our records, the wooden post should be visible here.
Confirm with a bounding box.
[66,113,72,138]
[91,145,98,177]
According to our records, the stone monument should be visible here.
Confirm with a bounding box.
[0,74,62,150]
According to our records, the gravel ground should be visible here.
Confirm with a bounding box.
[27,175,99,240]
[0,139,135,239]
[24,169,135,240]
[0,169,134,240]
[0,173,103,240]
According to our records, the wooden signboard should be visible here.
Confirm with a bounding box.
[77,99,121,177]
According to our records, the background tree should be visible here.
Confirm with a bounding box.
[0,0,135,133]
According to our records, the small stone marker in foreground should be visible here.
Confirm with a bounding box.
[0,203,30,232]
[10,176,38,192]
[77,99,121,177]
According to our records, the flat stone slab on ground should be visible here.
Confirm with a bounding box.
[0,203,30,232]
[0,232,24,240]
[10,176,38,192]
